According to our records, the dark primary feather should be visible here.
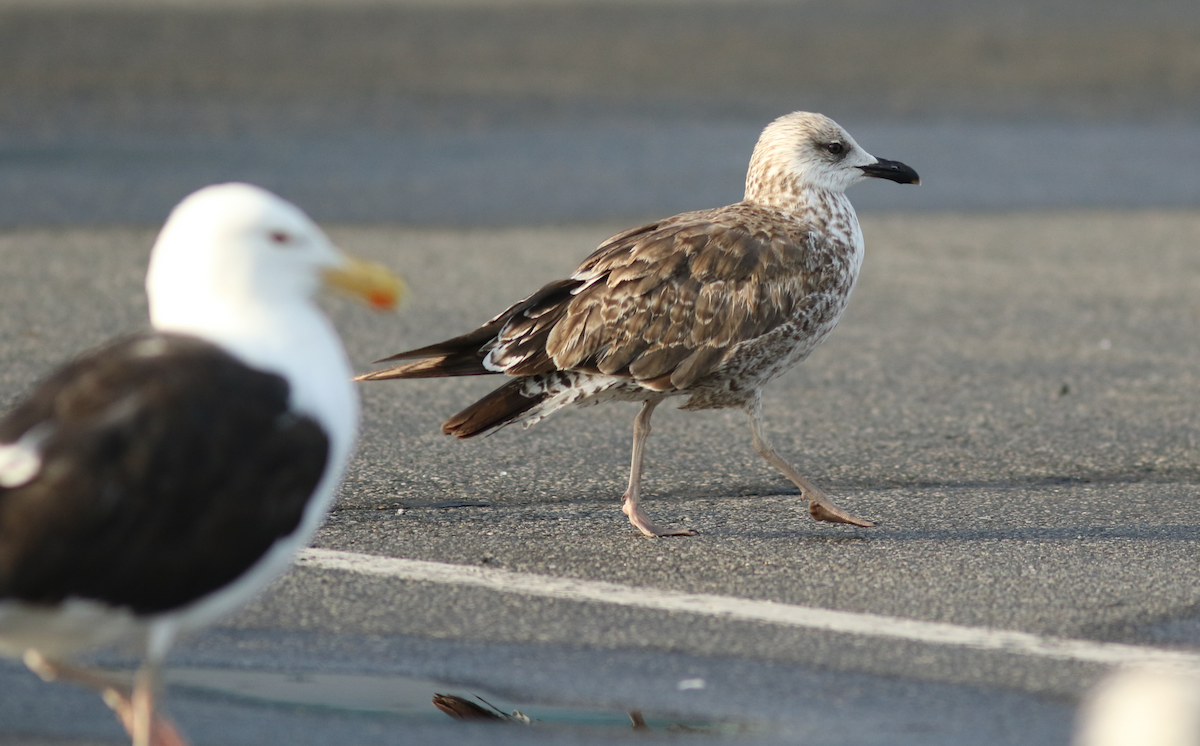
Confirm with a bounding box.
[359,203,821,394]
[0,332,329,615]
[356,279,581,381]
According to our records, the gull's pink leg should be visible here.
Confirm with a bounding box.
[621,400,697,537]
[745,394,875,527]
[24,650,188,746]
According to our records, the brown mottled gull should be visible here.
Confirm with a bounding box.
[358,111,920,537]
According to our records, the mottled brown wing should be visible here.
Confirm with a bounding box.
[487,207,819,391]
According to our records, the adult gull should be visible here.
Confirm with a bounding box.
[0,183,403,745]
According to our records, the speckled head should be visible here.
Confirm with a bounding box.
[744,112,919,210]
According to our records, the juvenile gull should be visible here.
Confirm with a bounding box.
[0,183,403,746]
[359,112,918,537]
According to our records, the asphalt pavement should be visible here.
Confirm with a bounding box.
[3,209,1200,744]
[2,1,1200,744]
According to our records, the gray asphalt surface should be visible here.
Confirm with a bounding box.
[2,1,1200,744]
[4,212,1200,744]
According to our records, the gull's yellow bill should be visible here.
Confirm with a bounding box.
[323,254,406,312]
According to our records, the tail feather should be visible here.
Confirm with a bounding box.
[354,353,489,381]
[371,326,500,365]
[360,279,584,383]
[442,380,543,438]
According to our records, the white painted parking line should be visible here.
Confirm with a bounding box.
[297,548,1200,670]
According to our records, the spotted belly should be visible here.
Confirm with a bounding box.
[680,298,848,410]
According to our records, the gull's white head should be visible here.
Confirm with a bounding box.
[744,112,919,209]
[146,183,401,336]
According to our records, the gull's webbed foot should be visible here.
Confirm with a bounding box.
[622,493,698,537]
[804,485,875,527]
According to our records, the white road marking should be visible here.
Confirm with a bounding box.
[296,548,1200,670]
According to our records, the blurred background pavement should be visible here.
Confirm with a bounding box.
[0,0,1198,225]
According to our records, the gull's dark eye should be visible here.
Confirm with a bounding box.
[269,231,292,245]
[825,142,845,156]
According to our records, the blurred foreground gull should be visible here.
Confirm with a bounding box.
[1075,666,1200,746]
[358,112,918,537]
[0,183,403,746]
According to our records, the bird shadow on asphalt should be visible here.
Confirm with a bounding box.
[799,524,1200,543]
[824,469,1200,491]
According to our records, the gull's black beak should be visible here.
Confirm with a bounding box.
[859,158,921,185]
